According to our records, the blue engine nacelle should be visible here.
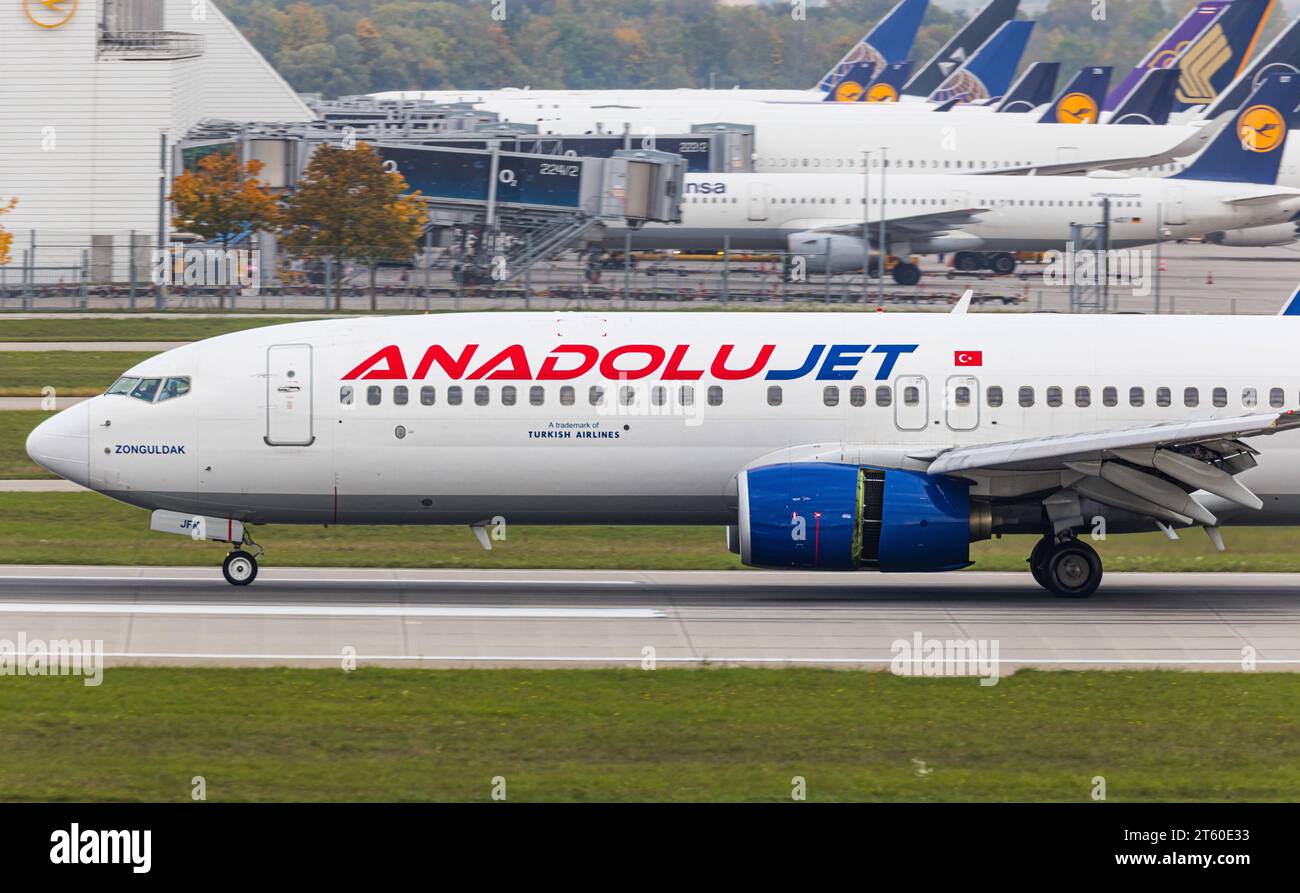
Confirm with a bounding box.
[737,462,976,572]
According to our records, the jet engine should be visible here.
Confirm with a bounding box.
[736,462,990,572]
[786,232,872,275]
[1204,222,1300,247]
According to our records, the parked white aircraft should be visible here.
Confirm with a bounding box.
[608,75,1300,282]
[25,292,1300,598]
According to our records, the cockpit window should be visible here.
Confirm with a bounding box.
[130,378,162,402]
[106,377,140,396]
[158,377,191,402]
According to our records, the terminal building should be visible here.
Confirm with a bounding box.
[0,0,312,282]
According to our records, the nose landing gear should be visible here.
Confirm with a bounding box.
[1028,535,1103,598]
[221,531,263,586]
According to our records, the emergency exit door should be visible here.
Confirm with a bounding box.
[894,375,928,431]
[265,344,314,446]
[747,182,768,220]
[945,375,979,430]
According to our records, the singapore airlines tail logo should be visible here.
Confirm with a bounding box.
[1176,23,1232,105]
[1237,104,1286,153]
[866,82,899,103]
[1055,92,1100,124]
[23,0,77,28]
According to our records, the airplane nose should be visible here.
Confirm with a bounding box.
[26,400,91,486]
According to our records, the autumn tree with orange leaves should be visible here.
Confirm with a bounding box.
[0,197,16,267]
[280,142,425,311]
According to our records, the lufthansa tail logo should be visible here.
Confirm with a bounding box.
[23,0,77,28]
[1237,104,1286,153]
[866,82,899,102]
[1055,92,1100,124]
[834,80,865,102]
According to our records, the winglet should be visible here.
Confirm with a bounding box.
[952,289,974,314]
[1279,283,1300,315]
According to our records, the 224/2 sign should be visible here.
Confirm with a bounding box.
[539,163,580,177]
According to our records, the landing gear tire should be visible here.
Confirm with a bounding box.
[954,251,982,273]
[1042,539,1102,598]
[990,253,1017,276]
[891,262,921,286]
[222,550,258,586]
[1027,536,1053,589]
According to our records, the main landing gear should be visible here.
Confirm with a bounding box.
[891,261,922,286]
[1027,535,1103,598]
[221,530,263,586]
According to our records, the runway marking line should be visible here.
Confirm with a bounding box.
[0,602,664,619]
[0,575,642,586]
[19,653,1300,665]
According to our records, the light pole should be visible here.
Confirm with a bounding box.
[877,147,888,303]
[862,150,871,302]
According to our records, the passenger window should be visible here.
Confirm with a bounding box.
[447,386,462,406]
[707,386,723,406]
[589,386,605,406]
[876,386,892,407]
[1184,387,1199,407]
[680,386,695,406]
[1213,387,1228,408]
[1046,386,1062,408]
[1242,388,1257,408]
[1156,387,1171,407]
[1075,386,1090,408]
[366,386,381,406]
[986,386,1002,408]
[530,386,545,406]
[501,386,516,406]
[651,386,667,407]
[768,386,783,407]
[131,378,162,402]
[339,386,354,405]
[955,386,971,407]
[1129,387,1144,407]
[475,386,490,406]
[1270,387,1285,408]
[850,386,866,408]
[823,386,839,407]
[903,386,920,406]
[1018,386,1034,408]
[560,386,575,406]
[393,385,408,406]
[620,386,636,406]
[1103,387,1117,407]
[420,386,435,406]
[158,377,191,402]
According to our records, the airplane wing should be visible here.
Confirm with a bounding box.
[1220,191,1300,206]
[807,206,990,243]
[924,410,1300,526]
[972,120,1219,177]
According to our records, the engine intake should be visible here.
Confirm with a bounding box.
[738,463,981,572]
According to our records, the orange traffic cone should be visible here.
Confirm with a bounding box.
[1159,259,1167,272]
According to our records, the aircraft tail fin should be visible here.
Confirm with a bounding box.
[1280,282,1300,315]
[816,0,928,93]
[995,61,1059,113]
[1203,15,1300,120]
[1110,67,1181,125]
[862,61,913,102]
[905,0,1020,97]
[1037,66,1111,124]
[1103,1,1229,111]
[928,19,1035,105]
[1173,72,1300,184]
[823,61,879,101]
[1171,0,1276,113]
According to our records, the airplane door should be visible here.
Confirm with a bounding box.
[747,182,768,221]
[945,375,979,431]
[894,375,928,431]
[265,343,314,446]
[950,188,970,210]
[1164,185,1188,225]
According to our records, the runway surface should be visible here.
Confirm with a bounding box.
[0,566,1297,671]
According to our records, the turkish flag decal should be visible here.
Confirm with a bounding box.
[954,351,983,366]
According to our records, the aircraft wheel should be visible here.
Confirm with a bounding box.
[954,252,982,273]
[991,253,1017,275]
[1027,536,1053,589]
[891,262,922,286]
[222,550,259,586]
[1043,539,1102,599]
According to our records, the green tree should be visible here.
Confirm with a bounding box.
[280,142,426,311]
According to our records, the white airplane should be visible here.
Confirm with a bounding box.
[25,289,1300,599]
[608,75,1300,282]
